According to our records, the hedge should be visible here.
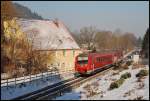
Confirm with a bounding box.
[136,69,149,77]
[121,72,131,79]
[109,78,125,90]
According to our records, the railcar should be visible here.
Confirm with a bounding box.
[74,51,123,76]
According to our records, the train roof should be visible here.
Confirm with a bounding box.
[78,51,117,57]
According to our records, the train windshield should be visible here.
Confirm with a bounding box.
[77,57,88,64]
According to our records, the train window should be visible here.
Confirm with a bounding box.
[97,57,99,62]
[97,57,102,62]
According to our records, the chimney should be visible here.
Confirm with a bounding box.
[53,18,59,27]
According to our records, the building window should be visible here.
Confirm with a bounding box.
[55,51,57,57]
[73,50,75,56]
[63,50,66,57]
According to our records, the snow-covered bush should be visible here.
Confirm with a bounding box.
[121,72,131,79]
[122,64,129,69]
[126,61,133,66]
[83,83,99,98]
[132,96,144,100]
[109,78,125,90]
[113,64,120,70]
[136,69,148,77]
[113,63,129,71]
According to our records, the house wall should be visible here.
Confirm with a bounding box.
[46,50,82,73]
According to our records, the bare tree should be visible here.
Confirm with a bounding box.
[94,31,112,50]
[79,26,97,50]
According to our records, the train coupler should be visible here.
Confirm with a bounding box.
[74,72,81,77]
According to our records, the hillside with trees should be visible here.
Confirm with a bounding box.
[13,3,43,20]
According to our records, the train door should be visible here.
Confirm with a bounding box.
[91,55,95,72]
[113,54,117,63]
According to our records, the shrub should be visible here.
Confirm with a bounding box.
[136,69,149,77]
[126,61,133,66]
[109,78,125,90]
[123,64,129,69]
[132,96,144,100]
[113,63,120,70]
[121,72,131,79]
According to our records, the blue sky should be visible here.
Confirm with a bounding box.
[13,1,149,37]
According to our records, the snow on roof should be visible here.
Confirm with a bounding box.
[16,18,80,50]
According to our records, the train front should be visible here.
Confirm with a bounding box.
[74,53,90,76]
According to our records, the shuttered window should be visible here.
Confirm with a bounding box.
[63,50,66,57]
[73,50,75,56]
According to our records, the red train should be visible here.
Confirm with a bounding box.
[74,51,123,76]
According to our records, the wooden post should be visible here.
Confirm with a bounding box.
[7,79,8,89]
[42,72,43,79]
[15,77,16,88]
[30,73,31,83]
[24,75,25,84]
[46,71,48,77]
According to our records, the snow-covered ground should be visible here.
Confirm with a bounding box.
[1,72,74,100]
[55,64,149,100]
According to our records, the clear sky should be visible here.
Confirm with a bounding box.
[13,1,149,38]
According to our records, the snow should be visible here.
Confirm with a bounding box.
[16,18,80,50]
[55,64,149,100]
[1,72,74,100]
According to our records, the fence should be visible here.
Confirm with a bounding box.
[1,69,74,88]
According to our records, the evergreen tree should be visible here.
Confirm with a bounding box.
[142,28,149,58]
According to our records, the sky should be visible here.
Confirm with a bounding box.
[13,1,149,38]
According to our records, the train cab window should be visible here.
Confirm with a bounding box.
[77,56,88,64]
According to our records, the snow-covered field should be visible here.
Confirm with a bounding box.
[55,64,149,100]
[1,72,74,100]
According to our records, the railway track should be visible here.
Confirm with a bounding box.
[12,63,115,100]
